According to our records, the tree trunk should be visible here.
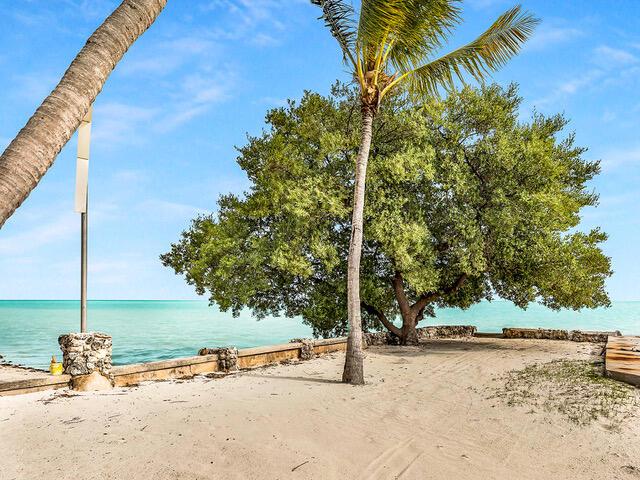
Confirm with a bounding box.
[399,302,419,345]
[0,0,168,228]
[390,271,420,345]
[400,318,419,345]
[342,107,375,385]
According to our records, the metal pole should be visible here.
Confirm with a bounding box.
[75,106,92,334]
[80,198,88,333]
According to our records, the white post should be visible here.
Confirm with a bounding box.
[74,106,92,333]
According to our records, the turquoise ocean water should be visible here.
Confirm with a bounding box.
[1,300,639,370]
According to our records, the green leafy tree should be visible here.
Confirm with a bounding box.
[162,84,611,350]
[311,0,539,383]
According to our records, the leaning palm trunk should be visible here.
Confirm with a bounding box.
[343,108,374,384]
[0,0,168,228]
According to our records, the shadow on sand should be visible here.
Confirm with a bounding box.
[370,338,546,358]
[244,373,342,385]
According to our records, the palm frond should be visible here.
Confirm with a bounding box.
[311,0,357,66]
[386,0,461,71]
[357,0,411,62]
[395,5,539,98]
[357,1,460,67]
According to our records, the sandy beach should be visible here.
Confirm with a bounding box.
[1,337,639,480]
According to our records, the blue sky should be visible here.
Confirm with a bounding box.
[0,0,639,300]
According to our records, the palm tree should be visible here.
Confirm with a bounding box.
[312,0,539,384]
[0,0,168,228]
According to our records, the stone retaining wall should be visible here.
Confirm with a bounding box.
[502,328,621,342]
[198,347,239,372]
[216,347,238,372]
[364,325,477,346]
[568,330,622,343]
[417,325,477,339]
[290,338,315,360]
[364,331,395,346]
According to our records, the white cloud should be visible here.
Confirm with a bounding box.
[43,254,155,287]
[91,102,159,145]
[13,72,59,103]
[464,0,507,10]
[88,257,154,285]
[115,29,231,135]
[0,213,76,255]
[157,71,234,132]
[199,0,296,44]
[526,24,583,51]
[252,33,280,47]
[601,110,617,123]
[156,105,210,133]
[121,36,218,77]
[258,96,288,108]
[600,146,640,172]
[0,197,126,256]
[11,1,117,35]
[97,53,236,143]
[112,169,147,184]
[593,45,638,68]
[182,74,229,104]
[90,79,232,146]
[599,191,640,209]
[558,70,602,95]
[533,45,638,107]
[11,9,54,27]
[59,0,118,22]
[136,199,210,221]
[96,102,158,121]
[534,69,603,106]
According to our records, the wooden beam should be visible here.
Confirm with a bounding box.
[605,336,640,387]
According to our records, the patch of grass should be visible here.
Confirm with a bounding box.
[490,359,639,427]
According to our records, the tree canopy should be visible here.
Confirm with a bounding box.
[162,83,611,343]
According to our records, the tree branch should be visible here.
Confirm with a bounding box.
[410,273,468,315]
[391,271,412,320]
[361,301,401,337]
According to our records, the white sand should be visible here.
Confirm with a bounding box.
[1,338,639,480]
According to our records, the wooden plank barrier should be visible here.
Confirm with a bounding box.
[605,336,640,387]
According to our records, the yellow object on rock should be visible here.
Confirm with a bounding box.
[49,355,63,376]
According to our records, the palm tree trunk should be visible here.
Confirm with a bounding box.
[342,107,374,385]
[0,0,168,228]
